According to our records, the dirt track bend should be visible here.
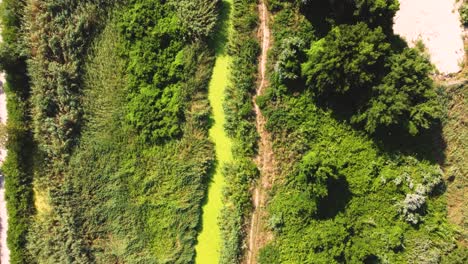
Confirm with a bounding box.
[246,1,274,264]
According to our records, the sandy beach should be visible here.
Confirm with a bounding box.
[394,0,465,74]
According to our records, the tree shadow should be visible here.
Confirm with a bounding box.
[373,121,447,165]
[364,255,382,264]
[317,176,352,219]
[208,0,232,56]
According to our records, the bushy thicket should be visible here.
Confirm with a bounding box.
[0,0,35,262]
[257,0,465,262]
[120,0,219,144]
[172,0,220,41]
[26,0,112,166]
[220,0,260,263]
[269,0,442,136]
[261,93,460,263]
[460,2,468,26]
[21,1,115,261]
[18,0,219,262]
[302,22,442,135]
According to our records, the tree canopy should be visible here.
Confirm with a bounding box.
[302,22,390,96]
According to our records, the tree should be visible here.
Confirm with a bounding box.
[296,151,339,198]
[352,48,442,135]
[353,0,399,30]
[302,23,390,96]
[275,37,305,82]
[171,0,220,41]
[298,0,399,30]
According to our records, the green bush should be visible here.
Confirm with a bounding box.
[220,0,260,263]
[0,0,35,262]
[352,48,442,135]
[22,0,218,261]
[302,22,390,96]
[459,3,468,26]
[171,0,220,41]
[261,2,458,262]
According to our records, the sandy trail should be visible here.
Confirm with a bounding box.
[0,0,10,261]
[393,0,465,74]
[246,1,274,264]
[0,73,9,264]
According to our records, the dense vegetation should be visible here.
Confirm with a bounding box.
[220,0,259,262]
[257,0,467,263]
[0,0,465,263]
[0,0,35,263]
[2,0,220,262]
[460,1,468,26]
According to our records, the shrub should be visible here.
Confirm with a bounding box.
[459,3,468,26]
[302,23,390,96]
[352,48,442,135]
[399,193,426,225]
[0,0,35,262]
[275,37,305,82]
[171,0,220,41]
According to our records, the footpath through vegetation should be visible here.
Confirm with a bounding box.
[0,1,9,258]
[255,0,467,263]
[195,0,233,263]
[246,1,273,263]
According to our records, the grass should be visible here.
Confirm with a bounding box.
[195,1,233,263]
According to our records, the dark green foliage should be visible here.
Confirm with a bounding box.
[459,2,468,26]
[119,0,220,144]
[2,92,35,264]
[172,0,220,41]
[258,243,280,264]
[0,0,35,262]
[221,159,258,263]
[352,0,399,30]
[302,22,390,96]
[224,0,259,155]
[261,94,454,263]
[26,0,110,164]
[26,17,217,262]
[301,19,441,135]
[299,0,399,32]
[259,1,460,263]
[119,0,184,143]
[353,48,443,135]
[296,151,341,199]
[275,37,305,82]
[19,0,218,261]
[220,0,260,263]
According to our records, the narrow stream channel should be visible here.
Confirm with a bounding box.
[195,1,233,263]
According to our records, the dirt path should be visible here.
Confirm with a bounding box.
[0,73,9,264]
[0,1,10,259]
[245,1,274,264]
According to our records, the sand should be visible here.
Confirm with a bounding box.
[0,71,8,264]
[394,0,465,74]
[0,0,10,261]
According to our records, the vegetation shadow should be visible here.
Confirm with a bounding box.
[209,0,232,56]
[196,157,219,231]
[317,176,351,219]
[373,121,447,165]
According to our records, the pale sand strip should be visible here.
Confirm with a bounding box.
[394,0,465,74]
